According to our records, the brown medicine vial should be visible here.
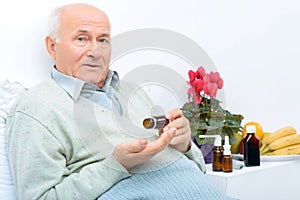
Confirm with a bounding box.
[222,136,232,172]
[244,125,260,167]
[222,155,232,172]
[213,145,223,171]
[143,115,169,129]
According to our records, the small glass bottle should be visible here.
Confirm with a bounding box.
[212,135,223,171]
[143,115,169,130]
[222,136,233,172]
[244,125,260,167]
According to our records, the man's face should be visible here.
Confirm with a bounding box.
[47,5,111,87]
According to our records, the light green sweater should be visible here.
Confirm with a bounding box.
[6,78,206,200]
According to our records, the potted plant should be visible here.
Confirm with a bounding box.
[181,66,244,163]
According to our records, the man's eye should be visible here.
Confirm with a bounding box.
[98,38,110,48]
[99,38,109,43]
[77,37,86,42]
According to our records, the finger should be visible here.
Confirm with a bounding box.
[164,117,188,135]
[169,135,181,146]
[170,134,189,146]
[166,117,185,128]
[143,127,176,153]
[117,139,148,153]
[174,124,189,136]
[165,108,182,121]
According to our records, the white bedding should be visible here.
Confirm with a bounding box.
[0,79,26,200]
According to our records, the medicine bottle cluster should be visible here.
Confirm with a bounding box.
[199,135,233,173]
[143,116,261,172]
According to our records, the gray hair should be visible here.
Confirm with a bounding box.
[47,4,110,43]
[48,6,62,43]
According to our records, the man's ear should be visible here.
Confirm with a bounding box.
[45,36,56,59]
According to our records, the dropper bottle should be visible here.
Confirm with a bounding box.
[199,135,223,171]
[143,115,169,130]
[222,136,233,172]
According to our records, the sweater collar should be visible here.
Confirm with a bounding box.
[51,66,120,101]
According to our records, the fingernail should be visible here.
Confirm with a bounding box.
[163,126,169,131]
[165,113,171,119]
[170,138,175,145]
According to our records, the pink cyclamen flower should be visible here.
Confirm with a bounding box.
[194,93,202,104]
[217,78,224,89]
[209,72,220,83]
[185,66,224,104]
[203,74,210,84]
[204,82,218,98]
[197,66,206,79]
[195,71,200,79]
[188,70,196,83]
[193,79,204,93]
[187,87,194,97]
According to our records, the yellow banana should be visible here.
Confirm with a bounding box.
[268,134,300,150]
[265,126,297,145]
[269,144,300,156]
[261,132,271,147]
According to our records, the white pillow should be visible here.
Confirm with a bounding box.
[0,80,26,200]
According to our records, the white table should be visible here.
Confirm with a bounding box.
[205,159,300,200]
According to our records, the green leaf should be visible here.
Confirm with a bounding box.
[182,96,244,145]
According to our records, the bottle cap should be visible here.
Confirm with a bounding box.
[198,135,222,146]
[246,125,256,134]
[214,135,222,147]
[143,117,156,129]
[223,136,231,155]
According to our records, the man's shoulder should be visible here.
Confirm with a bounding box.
[26,78,60,94]
[14,78,67,112]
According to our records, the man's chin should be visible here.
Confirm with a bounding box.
[77,75,99,85]
[77,68,103,85]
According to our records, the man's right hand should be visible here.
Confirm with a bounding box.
[112,127,177,170]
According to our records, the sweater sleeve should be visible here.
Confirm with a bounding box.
[184,142,207,173]
[6,111,130,200]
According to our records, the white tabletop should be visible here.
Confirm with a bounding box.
[205,159,300,200]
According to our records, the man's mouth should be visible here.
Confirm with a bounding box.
[83,63,101,68]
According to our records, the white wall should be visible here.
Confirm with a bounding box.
[1,0,299,132]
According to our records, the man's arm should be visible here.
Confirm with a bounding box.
[6,112,130,200]
[184,142,207,173]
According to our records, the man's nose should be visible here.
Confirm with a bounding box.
[86,41,108,58]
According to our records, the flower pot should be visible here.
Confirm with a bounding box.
[192,137,214,164]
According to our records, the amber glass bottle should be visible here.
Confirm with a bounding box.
[244,125,260,167]
[212,135,223,171]
[222,136,232,172]
[143,115,169,129]
[213,146,223,171]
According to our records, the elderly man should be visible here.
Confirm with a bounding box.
[6,3,234,200]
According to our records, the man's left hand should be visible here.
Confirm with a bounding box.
[162,108,192,153]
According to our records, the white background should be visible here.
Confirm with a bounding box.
[0,0,299,132]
